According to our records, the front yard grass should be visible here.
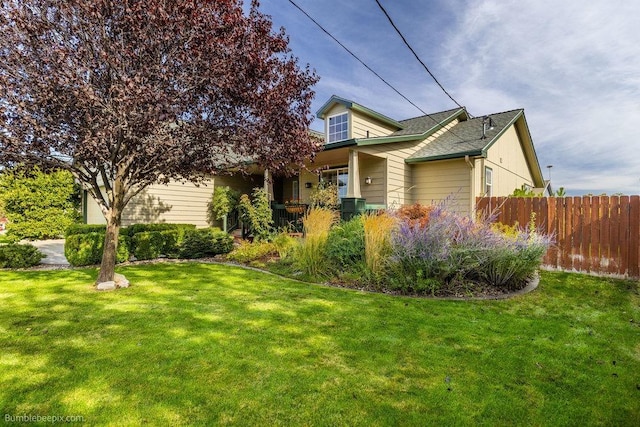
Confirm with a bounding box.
[0,264,638,425]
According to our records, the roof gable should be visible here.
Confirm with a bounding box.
[316,95,404,130]
[406,110,523,162]
[406,109,544,186]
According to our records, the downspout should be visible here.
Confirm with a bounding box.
[465,155,475,217]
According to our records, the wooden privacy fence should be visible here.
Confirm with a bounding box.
[476,196,640,278]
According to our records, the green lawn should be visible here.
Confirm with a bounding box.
[1,264,638,425]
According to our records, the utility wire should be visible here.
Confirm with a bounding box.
[286,0,426,116]
[286,0,469,141]
[374,0,470,116]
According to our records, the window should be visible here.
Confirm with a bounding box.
[485,167,493,197]
[322,167,349,200]
[292,180,299,201]
[328,113,348,143]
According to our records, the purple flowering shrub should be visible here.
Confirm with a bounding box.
[386,204,552,295]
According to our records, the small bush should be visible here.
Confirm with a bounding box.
[180,228,233,259]
[396,203,435,228]
[271,232,299,259]
[0,243,44,268]
[123,223,195,240]
[64,233,129,266]
[227,240,277,263]
[325,216,365,269]
[477,233,549,290]
[238,188,273,241]
[159,230,180,258]
[65,224,107,237]
[131,231,165,260]
[208,186,240,229]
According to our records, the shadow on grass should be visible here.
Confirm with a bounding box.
[0,264,638,425]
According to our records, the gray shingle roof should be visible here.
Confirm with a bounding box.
[391,108,466,137]
[407,109,523,162]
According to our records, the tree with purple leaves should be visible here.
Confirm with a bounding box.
[0,0,319,284]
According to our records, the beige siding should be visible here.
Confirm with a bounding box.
[358,119,459,207]
[351,110,397,139]
[299,169,319,203]
[412,159,471,216]
[86,192,106,225]
[85,174,260,227]
[484,125,535,196]
[122,179,214,227]
[359,154,386,204]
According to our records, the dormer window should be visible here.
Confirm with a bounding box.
[328,113,348,143]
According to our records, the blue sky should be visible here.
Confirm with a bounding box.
[253,0,640,195]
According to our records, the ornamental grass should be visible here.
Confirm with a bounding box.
[362,212,397,277]
[296,207,338,276]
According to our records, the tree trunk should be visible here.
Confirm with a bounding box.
[96,208,121,284]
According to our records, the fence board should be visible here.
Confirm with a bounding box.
[475,195,640,278]
[629,196,639,277]
[609,196,621,275]
[600,196,610,273]
[582,196,592,273]
[544,197,558,266]
[619,196,630,275]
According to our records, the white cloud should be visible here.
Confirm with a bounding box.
[438,0,640,194]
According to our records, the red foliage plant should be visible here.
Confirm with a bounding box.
[0,0,319,282]
[396,203,435,228]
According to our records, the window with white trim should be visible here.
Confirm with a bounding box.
[292,180,299,201]
[485,167,493,197]
[328,113,348,143]
[322,167,349,200]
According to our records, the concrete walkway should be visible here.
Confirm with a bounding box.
[28,239,69,266]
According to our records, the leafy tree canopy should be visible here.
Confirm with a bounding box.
[0,0,319,281]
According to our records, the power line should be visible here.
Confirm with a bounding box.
[286,0,426,116]
[374,0,470,116]
[286,0,468,141]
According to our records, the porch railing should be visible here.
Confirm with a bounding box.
[271,203,307,233]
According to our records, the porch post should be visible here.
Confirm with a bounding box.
[346,149,361,198]
[264,168,273,201]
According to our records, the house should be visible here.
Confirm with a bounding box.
[84,95,545,225]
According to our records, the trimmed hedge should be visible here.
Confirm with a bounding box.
[65,223,229,264]
[64,232,129,267]
[65,224,108,237]
[0,243,44,268]
[130,230,181,260]
[124,223,195,239]
[180,228,233,259]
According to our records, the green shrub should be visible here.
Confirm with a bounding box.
[271,232,299,259]
[65,224,107,237]
[477,236,548,290]
[64,232,129,266]
[131,231,165,260]
[227,240,277,263]
[325,216,365,269]
[180,228,233,259]
[208,186,240,230]
[0,166,80,239]
[159,230,180,258]
[238,188,273,241]
[0,243,44,268]
[123,223,195,240]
